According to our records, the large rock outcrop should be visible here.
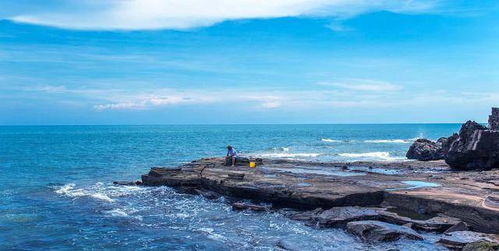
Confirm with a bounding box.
[407,108,499,170]
[445,121,499,170]
[406,138,446,161]
[489,107,499,130]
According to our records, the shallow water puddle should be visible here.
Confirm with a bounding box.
[386,180,440,191]
[265,166,366,177]
[347,166,400,175]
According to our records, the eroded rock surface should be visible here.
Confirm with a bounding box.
[346,220,423,242]
[288,206,462,232]
[140,157,499,234]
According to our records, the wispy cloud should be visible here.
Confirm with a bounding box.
[3,0,439,30]
[17,82,499,113]
[318,79,403,92]
[17,85,284,111]
[93,93,216,110]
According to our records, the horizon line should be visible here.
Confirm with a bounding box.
[0,122,487,127]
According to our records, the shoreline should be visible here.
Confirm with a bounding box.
[135,157,499,249]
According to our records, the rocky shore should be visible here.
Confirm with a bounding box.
[407,108,499,170]
[135,157,499,250]
[125,108,499,250]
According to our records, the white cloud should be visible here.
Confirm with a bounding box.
[5,0,438,30]
[14,84,499,113]
[93,92,216,110]
[319,79,403,91]
[94,102,146,110]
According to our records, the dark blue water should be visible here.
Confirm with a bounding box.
[0,124,460,250]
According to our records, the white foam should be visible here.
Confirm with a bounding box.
[54,183,115,203]
[91,193,115,202]
[364,139,411,144]
[270,147,290,152]
[338,152,403,161]
[256,152,320,158]
[54,183,76,194]
[197,228,227,242]
[104,208,129,217]
[321,138,342,143]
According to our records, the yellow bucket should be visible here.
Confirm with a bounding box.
[249,161,256,168]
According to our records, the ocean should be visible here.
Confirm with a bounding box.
[0,124,461,250]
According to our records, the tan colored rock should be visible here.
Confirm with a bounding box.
[140,157,499,234]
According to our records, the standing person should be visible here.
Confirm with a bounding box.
[225,145,237,167]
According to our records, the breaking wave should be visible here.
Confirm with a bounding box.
[321,138,419,144]
[321,138,342,143]
[338,152,404,161]
[255,152,321,159]
[269,147,289,152]
[364,139,413,144]
[53,182,144,203]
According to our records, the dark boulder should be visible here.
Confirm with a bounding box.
[445,121,499,170]
[489,107,499,130]
[346,220,423,242]
[406,138,445,161]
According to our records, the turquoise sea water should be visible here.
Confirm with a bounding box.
[0,124,461,250]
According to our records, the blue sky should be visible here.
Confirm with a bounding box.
[1,0,498,125]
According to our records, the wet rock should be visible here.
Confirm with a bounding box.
[346,220,423,242]
[406,138,445,161]
[288,206,461,233]
[379,211,462,233]
[437,231,499,250]
[314,206,382,228]
[287,208,323,222]
[445,121,499,170]
[232,202,268,211]
[113,181,141,185]
[444,222,470,234]
[463,241,499,251]
[194,189,220,200]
